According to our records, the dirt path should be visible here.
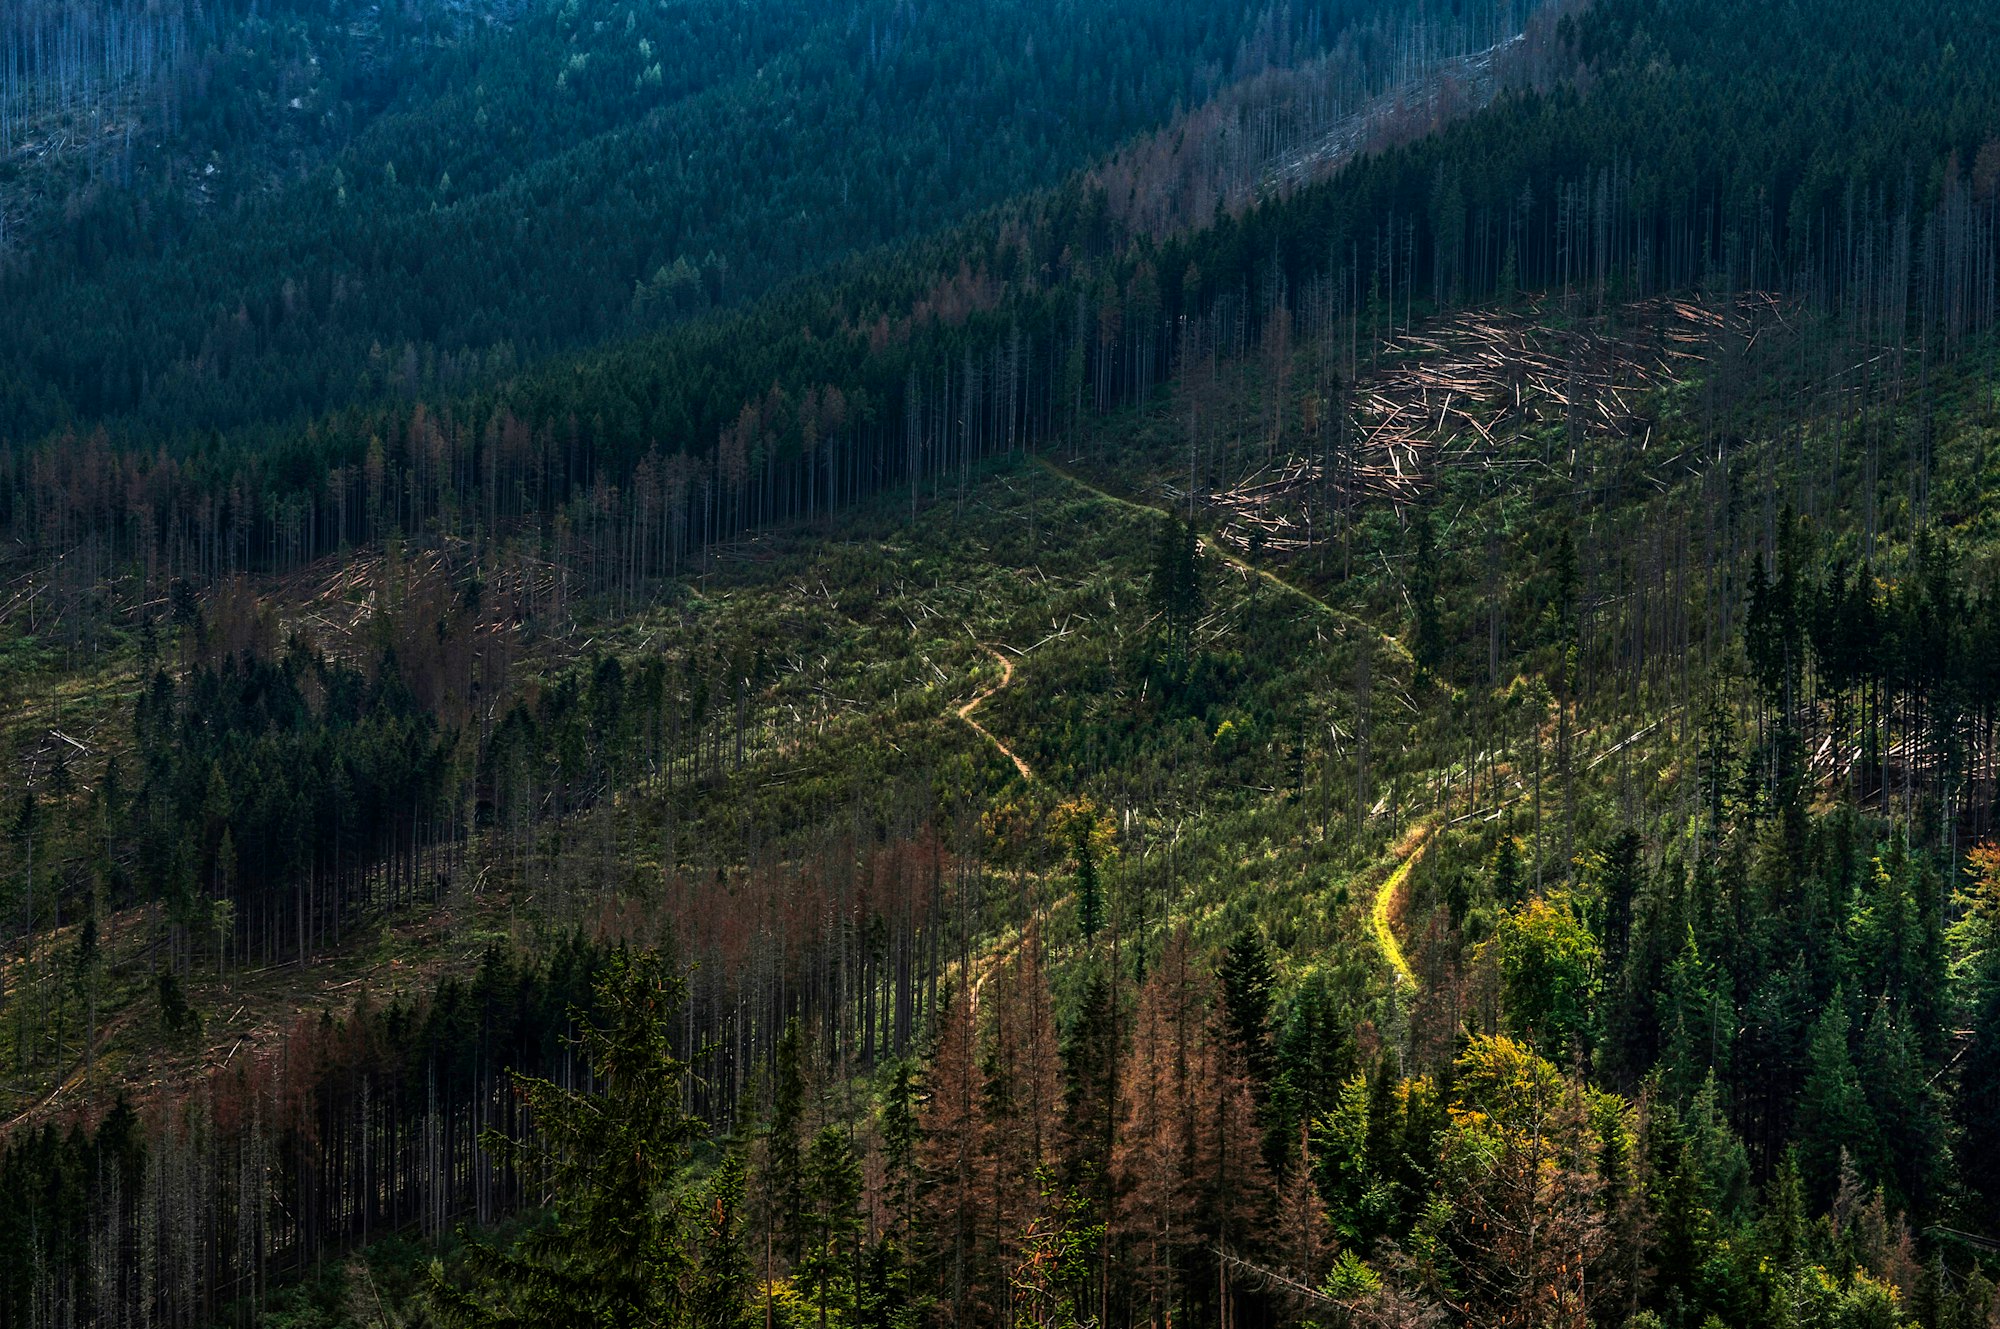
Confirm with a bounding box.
[1371,825,1432,989]
[956,644,1034,781]
[1037,459,1412,666]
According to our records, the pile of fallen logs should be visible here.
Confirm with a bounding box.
[1203,292,1795,552]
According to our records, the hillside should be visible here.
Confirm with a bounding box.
[0,0,1521,442]
[3,0,2000,1327]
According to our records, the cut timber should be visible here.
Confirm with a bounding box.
[1205,292,1796,555]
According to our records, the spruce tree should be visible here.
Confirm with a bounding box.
[770,1018,809,1265]
[1958,939,2000,1219]
[427,950,722,1329]
[1793,990,1877,1209]
[798,1126,863,1329]
[1219,928,1276,1093]
[1073,829,1104,945]
[1407,506,1445,683]
[1147,514,1205,674]
[1597,829,1644,980]
[692,1153,756,1329]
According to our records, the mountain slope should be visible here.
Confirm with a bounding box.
[4,0,2000,1325]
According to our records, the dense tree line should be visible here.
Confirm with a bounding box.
[0,937,607,1327]
[37,794,1977,1329]
[4,0,1997,671]
[0,0,1493,443]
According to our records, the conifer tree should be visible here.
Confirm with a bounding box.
[1955,934,2000,1218]
[984,933,1064,1309]
[1073,830,1104,946]
[693,1153,757,1329]
[1148,515,1205,674]
[770,1018,809,1266]
[1490,834,1523,906]
[798,1126,863,1329]
[1219,928,1276,1096]
[1596,829,1643,982]
[1058,961,1119,1317]
[427,950,722,1329]
[917,984,987,1325]
[1407,507,1445,683]
[1793,990,1877,1209]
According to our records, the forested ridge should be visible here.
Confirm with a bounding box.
[0,0,1519,442]
[6,0,2000,1325]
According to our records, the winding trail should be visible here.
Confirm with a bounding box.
[951,644,1046,1015]
[957,645,1034,781]
[1371,826,1433,989]
[1038,456,1434,989]
[1036,458,1412,665]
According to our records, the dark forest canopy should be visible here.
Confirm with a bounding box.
[5,0,1998,596]
[0,0,1517,444]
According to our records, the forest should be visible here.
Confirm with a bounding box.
[3,0,2000,1325]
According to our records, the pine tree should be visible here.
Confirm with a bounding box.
[1219,928,1276,1095]
[770,1018,809,1266]
[1954,936,2000,1219]
[427,950,722,1329]
[798,1126,863,1329]
[1793,990,1877,1209]
[1408,506,1446,683]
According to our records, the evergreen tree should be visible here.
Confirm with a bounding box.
[428,950,723,1329]
[1219,928,1276,1095]
[1856,999,1944,1218]
[1073,828,1104,945]
[770,1018,809,1266]
[693,1153,757,1329]
[798,1126,864,1329]
[1491,834,1524,906]
[1758,1150,1808,1277]
[862,1061,923,1329]
[1408,507,1446,683]
[1640,1097,1720,1320]
[1148,515,1205,673]
[1956,935,2000,1218]
[1597,829,1644,982]
[1268,968,1359,1153]
[1793,990,1877,1209]
[1059,959,1120,1298]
